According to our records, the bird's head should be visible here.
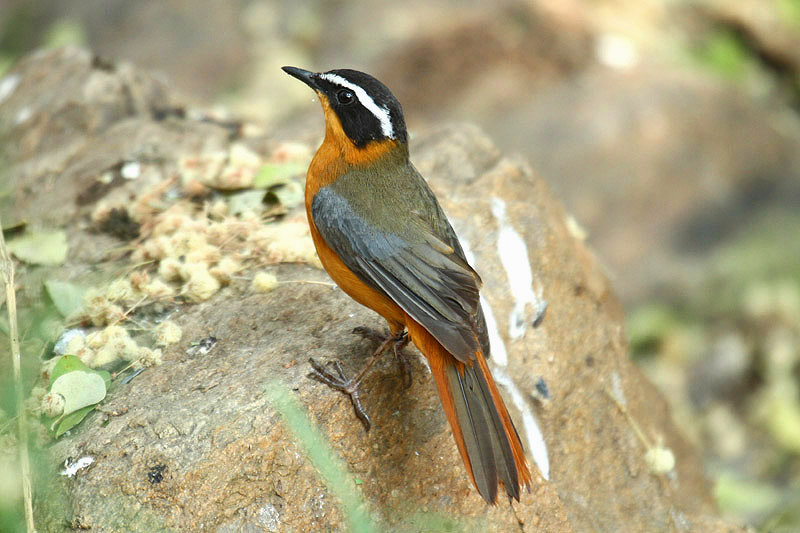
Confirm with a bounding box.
[283,66,407,156]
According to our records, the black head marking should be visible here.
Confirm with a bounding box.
[283,66,407,148]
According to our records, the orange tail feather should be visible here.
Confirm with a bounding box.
[407,319,531,503]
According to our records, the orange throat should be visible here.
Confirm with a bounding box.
[304,92,400,198]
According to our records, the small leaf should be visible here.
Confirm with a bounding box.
[253,162,306,188]
[227,189,266,216]
[50,371,107,415]
[45,280,85,317]
[50,355,93,384]
[7,229,68,265]
[55,405,95,438]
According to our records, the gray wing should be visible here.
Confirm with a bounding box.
[312,185,488,361]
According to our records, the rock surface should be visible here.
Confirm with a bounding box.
[2,48,749,532]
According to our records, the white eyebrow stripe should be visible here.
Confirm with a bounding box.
[319,73,394,139]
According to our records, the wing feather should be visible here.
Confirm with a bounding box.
[312,185,482,361]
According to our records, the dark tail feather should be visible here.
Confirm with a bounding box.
[409,320,531,503]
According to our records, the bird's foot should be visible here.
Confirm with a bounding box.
[307,327,411,431]
[308,358,372,430]
[352,327,413,388]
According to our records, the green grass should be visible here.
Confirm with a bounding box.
[263,380,378,533]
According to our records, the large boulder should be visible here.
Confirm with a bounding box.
[1,48,747,532]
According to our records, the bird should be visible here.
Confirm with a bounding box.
[282,66,531,504]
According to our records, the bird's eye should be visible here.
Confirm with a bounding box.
[336,89,355,105]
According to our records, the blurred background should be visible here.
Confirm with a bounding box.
[1,0,799,530]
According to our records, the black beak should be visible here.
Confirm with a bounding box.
[282,66,319,90]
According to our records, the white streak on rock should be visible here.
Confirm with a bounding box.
[494,367,550,480]
[417,353,431,374]
[491,197,545,340]
[480,295,507,366]
[15,106,32,124]
[611,371,626,407]
[456,235,510,365]
[456,233,549,479]
[121,161,142,180]
[595,33,639,70]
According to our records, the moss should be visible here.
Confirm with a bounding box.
[0,55,13,78]
[0,4,41,59]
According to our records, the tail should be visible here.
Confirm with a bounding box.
[407,320,532,504]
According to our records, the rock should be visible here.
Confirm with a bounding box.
[373,3,593,125]
[0,46,231,230]
[2,49,747,532]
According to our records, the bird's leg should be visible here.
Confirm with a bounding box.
[352,327,413,388]
[308,332,400,431]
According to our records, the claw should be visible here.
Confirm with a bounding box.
[307,326,411,431]
[308,357,372,431]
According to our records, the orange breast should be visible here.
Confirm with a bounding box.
[304,100,407,331]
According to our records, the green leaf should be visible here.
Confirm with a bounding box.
[694,30,749,80]
[7,229,68,265]
[253,162,306,188]
[627,304,679,357]
[50,370,107,415]
[96,370,112,389]
[0,54,13,78]
[44,280,85,317]
[54,405,95,438]
[50,355,93,384]
[47,356,109,437]
[778,0,800,27]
